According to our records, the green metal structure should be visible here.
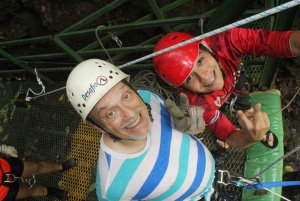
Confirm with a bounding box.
[0,0,299,200]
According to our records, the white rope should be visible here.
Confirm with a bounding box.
[118,0,300,69]
[130,70,177,101]
[263,188,291,201]
[24,0,300,101]
[25,68,46,101]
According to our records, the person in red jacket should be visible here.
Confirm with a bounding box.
[0,144,77,201]
[153,28,300,149]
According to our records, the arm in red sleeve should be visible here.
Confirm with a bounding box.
[204,109,237,141]
[227,28,296,58]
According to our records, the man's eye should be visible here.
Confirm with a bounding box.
[107,111,115,118]
[124,93,130,100]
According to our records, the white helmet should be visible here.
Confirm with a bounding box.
[66,59,130,121]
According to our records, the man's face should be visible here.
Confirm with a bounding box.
[90,82,151,140]
[181,50,224,93]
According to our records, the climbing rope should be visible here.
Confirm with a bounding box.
[24,0,300,104]
[118,0,300,69]
[130,70,177,101]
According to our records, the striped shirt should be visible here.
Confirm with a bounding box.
[96,90,215,200]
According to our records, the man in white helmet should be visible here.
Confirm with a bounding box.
[66,59,215,200]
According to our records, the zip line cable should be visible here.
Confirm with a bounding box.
[118,0,300,69]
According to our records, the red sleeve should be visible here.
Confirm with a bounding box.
[212,28,296,58]
[204,109,237,141]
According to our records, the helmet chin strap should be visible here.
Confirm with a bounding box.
[87,79,154,142]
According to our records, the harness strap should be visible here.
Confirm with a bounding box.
[0,158,12,200]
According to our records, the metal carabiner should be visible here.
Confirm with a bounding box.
[4,173,19,183]
[229,96,237,113]
[21,174,36,189]
[216,170,231,185]
[108,32,122,47]
[228,176,260,187]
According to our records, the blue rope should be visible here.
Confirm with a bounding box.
[244,181,300,189]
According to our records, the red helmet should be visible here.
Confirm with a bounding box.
[153,32,200,87]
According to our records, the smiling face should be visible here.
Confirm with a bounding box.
[181,50,224,93]
[90,81,151,141]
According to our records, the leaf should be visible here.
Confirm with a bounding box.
[59,94,65,101]
[65,126,70,135]
[89,183,96,192]
[1,134,8,141]
[284,165,294,172]
[24,149,32,157]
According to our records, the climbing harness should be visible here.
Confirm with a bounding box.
[4,173,36,189]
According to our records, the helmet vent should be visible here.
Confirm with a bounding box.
[109,76,113,79]
[110,70,113,73]
[77,104,81,107]
[162,74,166,78]
[172,36,177,40]
[83,104,86,107]
[79,110,82,113]
[182,40,186,42]
[115,72,119,75]
[98,65,102,67]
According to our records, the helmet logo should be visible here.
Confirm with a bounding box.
[81,76,108,102]
[96,76,108,85]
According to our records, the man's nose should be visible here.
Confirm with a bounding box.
[119,106,135,119]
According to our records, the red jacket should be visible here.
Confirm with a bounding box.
[0,158,11,200]
[179,28,295,141]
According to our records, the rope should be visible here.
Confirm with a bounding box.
[25,68,46,101]
[118,0,300,69]
[130,70,177,101]
[256,143,300,178]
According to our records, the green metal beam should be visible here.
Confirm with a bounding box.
[203,0,257,33]
[0,48,53,84]
[59,16,203,39]
[0,36,50,48]
[53,36,84,62]
[0,64,155,74]
[111,23,198,64]
[78,0,195,52]
[147,0,172,33]
[60,0,129,34]
[260,0,299,89]
[0,46,155,62]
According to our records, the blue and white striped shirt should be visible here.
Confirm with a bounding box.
[96,90,215,200]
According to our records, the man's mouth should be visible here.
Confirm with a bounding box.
[125,114,141,129]
[204,71,216,87]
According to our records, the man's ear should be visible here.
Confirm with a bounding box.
[200,41,212,52]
